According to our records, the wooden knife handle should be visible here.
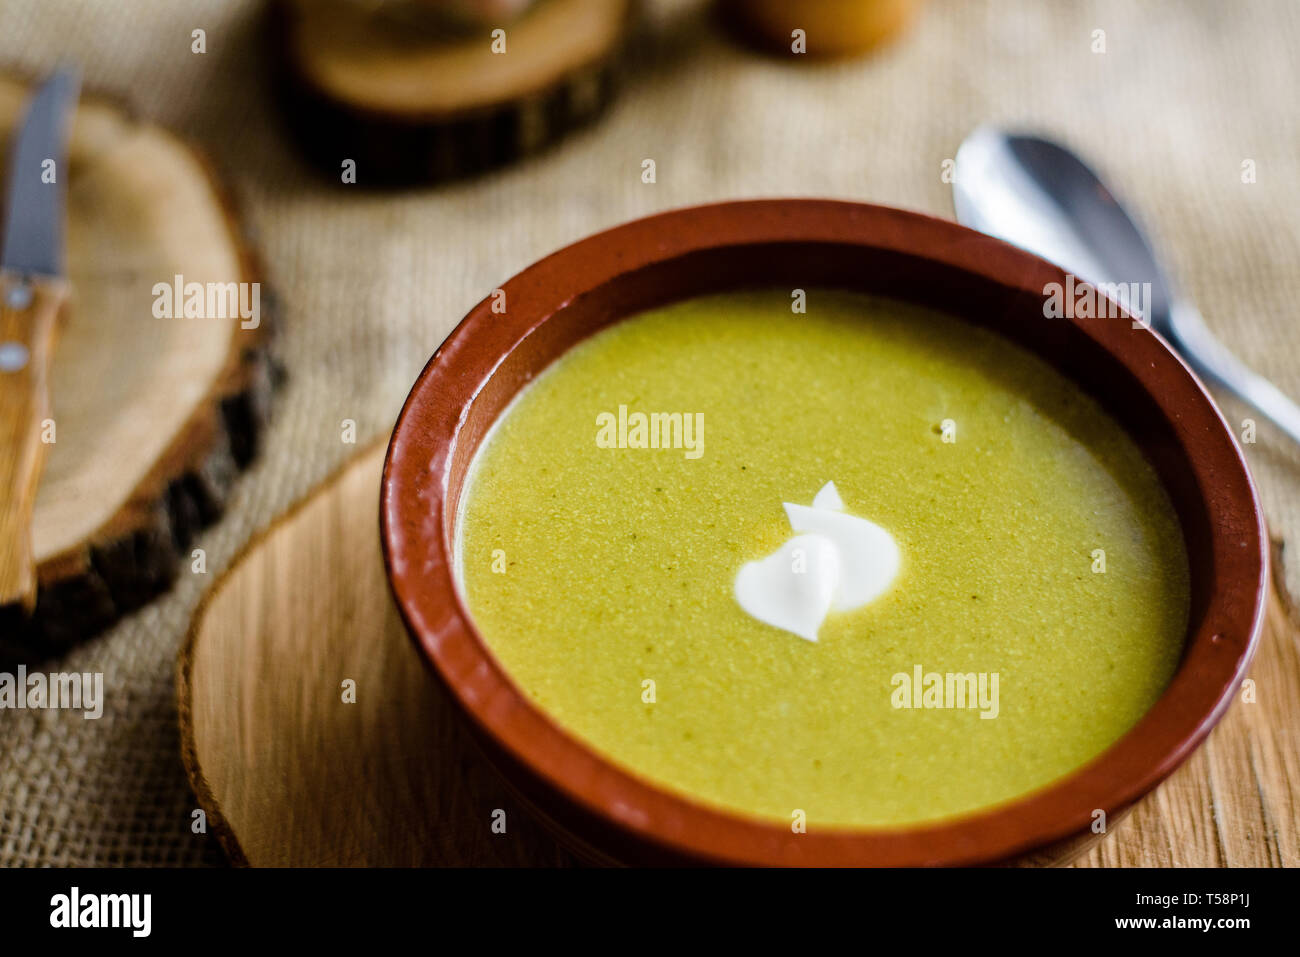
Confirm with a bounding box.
[0,274,68,611]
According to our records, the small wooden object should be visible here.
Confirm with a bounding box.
[179,441,1299,866]
[0,74,276,659]
[272,0,637,186]
[720,0,920,58]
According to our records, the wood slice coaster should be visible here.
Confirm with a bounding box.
[0,74,276,660]
[271,0,637,187]
[179,440,1300,866]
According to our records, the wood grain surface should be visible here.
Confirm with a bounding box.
[180,441,574,866]
[0,73,275,657]
[179,441,1299,867]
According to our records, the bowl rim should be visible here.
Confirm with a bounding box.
[381,198,1267,866]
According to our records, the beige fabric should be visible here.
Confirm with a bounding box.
[1,0,1298,866]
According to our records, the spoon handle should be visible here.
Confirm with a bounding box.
[1167,300,1300,449]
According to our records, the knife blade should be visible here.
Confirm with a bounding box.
[0,68,80,612]
[1,69,79,278]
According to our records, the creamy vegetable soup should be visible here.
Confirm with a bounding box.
[456,289,1189,827]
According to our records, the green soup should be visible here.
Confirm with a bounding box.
[457,289,1189,828]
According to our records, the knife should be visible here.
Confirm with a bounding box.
[0,69,80,612]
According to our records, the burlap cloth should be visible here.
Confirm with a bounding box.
[1,0,1297,866]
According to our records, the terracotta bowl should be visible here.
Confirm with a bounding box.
[381,200,1267,866]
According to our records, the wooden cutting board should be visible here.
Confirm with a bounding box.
[178,440,1300,866]
[0,74,275,659]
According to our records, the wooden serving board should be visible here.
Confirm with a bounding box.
[0,74,276,659]
[178,441,1299,866]
[179,440,574,866]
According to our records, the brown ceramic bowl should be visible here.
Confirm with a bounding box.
[381,199,1266,866]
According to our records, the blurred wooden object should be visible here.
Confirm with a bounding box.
[272,0,636,186]
[0,73,275,660]
[410,0,540,26]
[179,441,1298,867]
[720,0,919,58]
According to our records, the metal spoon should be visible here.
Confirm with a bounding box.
[953,125,1300,447]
